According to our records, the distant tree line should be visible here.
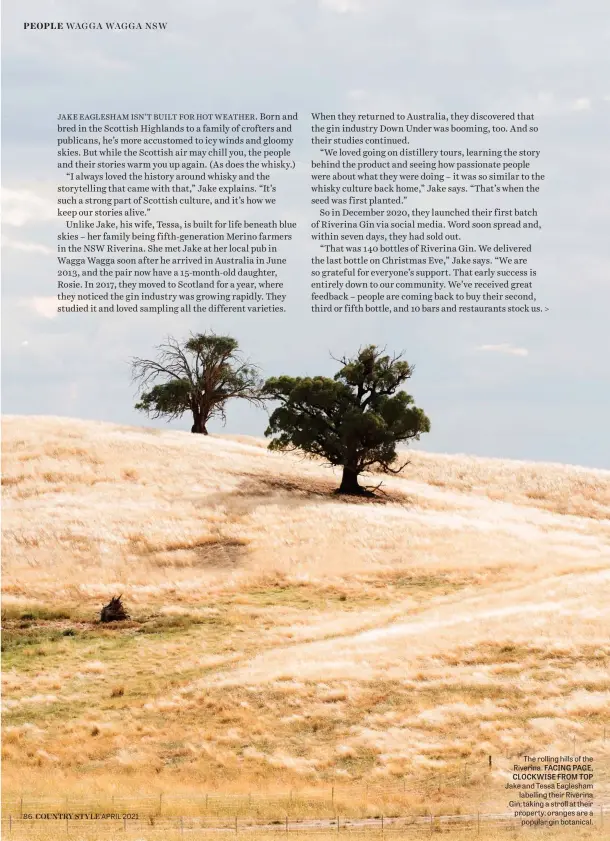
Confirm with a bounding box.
[131,333,430,496]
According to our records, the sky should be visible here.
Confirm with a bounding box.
[2,0,609,468]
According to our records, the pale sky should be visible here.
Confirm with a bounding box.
[2,0,609,467]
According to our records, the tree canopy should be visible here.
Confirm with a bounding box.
[131,333,263,434]
[262,345,430,494]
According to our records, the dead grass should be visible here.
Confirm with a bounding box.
[2,825,608,840]
[386,450,610,520]
[2,416,610,816]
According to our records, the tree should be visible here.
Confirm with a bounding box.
[262,345,430,495]
[131,333,263,434]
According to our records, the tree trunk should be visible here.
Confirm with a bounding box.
[190,410,208,434]
[338,465,362,495]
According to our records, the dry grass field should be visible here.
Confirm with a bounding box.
[2,825,610,841]
[2,415,610,837]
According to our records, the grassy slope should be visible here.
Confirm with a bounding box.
[2,415,610,817]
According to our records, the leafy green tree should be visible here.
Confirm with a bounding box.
[263,345,430,495]
[131,333,263,434]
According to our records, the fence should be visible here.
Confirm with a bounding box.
[3,787,424,814]
[0,780,476,819]
[1,807,609,838]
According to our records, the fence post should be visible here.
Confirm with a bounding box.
[331,786,334,806]
[9,815,12,833]
[477,811,480,835]
[235,815,238,835]
[20,798,23,819]
[205,793,209,810]
[381,815,384,838]
[181,816,184,837]
[159,793,163,814]
[337,815,340,833]
[123,816,127,832]
[286,815,288,833]
[66,815,69,835]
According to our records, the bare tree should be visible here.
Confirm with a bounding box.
[131,333,264,434]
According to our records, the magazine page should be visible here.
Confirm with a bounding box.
[2,1,609,839]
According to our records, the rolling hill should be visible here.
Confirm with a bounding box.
[2,415,609,820]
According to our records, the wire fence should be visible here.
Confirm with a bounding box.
[2,790,416,811]
[1,808,609,838]
[3,781,609,814]
[0,782,475,817]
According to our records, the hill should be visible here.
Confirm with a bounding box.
[2,415,610,820]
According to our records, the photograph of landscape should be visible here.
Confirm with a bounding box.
[2,337,609,838]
